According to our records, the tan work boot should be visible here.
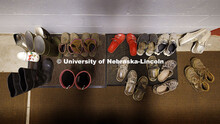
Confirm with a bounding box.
[191,58,214,83]
[185,66,210,92]
[81,33,90,57]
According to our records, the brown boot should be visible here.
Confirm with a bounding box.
[185,66,210,92]
[191,58,214,83]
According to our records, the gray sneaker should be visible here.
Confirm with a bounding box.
[164,33,180,56]
[153,79,178,95]
[133,76,148,101]
[154,34,169,55]
[137,33,149,56]
[124,70,137,96]
[158,60,177,82]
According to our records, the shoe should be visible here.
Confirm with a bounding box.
[146,56,160,82]
[35,27,51,40]
[89,33,99,57]
[25,31,35,51]
[137,33,149,56]
[191,58,214,83]
[164,33,180,56]
[127,33,137,56]
[116,56,129,82]
[133,76,148,101]
[185,66,210,92]
[59,32,70,57]
[8,73,23,97]
[81,33,90,57]
[13,33,29,51]
[179,28,208,46]
[124,70,137,96]
[191,30,211,54]
[155,33,169,55]
[75,71,92,90]
[34,36,59,57]
[153,79,178,95]
[59,69,75,89]
[92,33,101,47]
[158,60,177,82]
[145,34,158,56]
[68,33,80,57]
[108,33,125,53]
[17,52,40,62]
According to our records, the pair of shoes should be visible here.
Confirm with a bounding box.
[108,33,137,56]
[179,28,211,54]
[155,33,181,56]
[7,58,53,97]
[137,33,158,56]
[59,33,100,58]
[185,58,214,92]
[22,27,59,57]
[147,56,178,95]
[59,69,92,90]
[124,71,148,101]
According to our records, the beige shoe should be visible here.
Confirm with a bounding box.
[185,66,210,92]
[116,56,129,82]
[179,28,207,46]
[137,33,149,56]
[146,56,160,82]
[191,58,214,83]
[158,60,177,82]
[146,34,158,56]
[133,76,148,101]
[153,79,178,95]
[59,32,70,57]
[191,30,211,54]
[164,33,180,56]
[154,34,169,55]
[124,70,137,96]
[69,33,80,57]
[81,33,90,57]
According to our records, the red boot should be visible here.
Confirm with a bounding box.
[127,33,137,56]
[108,33,125,53]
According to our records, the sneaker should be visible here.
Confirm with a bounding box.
[158,60,177,82]
[137,33,149,56]
[164,33,180,56]
[146,56,160,82]
[155,34,169,55]
[108,33,125,53]
[133,76,148,101]
[124,70,137,96]
[81,33,90,57]
[179,28,208,46]
[116,56,129,82]
[146,34,158,56]
[191,30,211,54]
[127,33,137,56]
[191,58,214,83]
[153,79,178,95]
[185,66,210,92]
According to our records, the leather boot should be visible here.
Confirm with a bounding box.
[13,33,29,51]
[75,71,92,90]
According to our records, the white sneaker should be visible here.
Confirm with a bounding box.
[164,33,181,56]
[192,30,211,54]
[179,28,207,46]
[154,33,169,55]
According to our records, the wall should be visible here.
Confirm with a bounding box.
[0,0,219,34]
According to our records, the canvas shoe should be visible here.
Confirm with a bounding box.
[153,79,178,95]
[164,33,180,56]
[116,56,129,82]
[185,66,210,92]
[133,76,148,101]
[146,34,158,56]
[154,33,169,55]
[137,33,149,56]
[179,28,208,46]
[146,56,160,82]
[191,30,211,54]
[81,33,90,57]
[124,70,137,96]
[84,33,99,57]
[69,33,81,57]
[191,58,214,83]
[127,33,137,56]
[158,60,177,82]
[59,32,70,57]
[108,33,125,53]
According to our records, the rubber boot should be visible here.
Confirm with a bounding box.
[25,31,35,51]
[13,33,29,51]
[34,36,59,57]
[59,69,75,89]
[7,73,23,97]
[75,71,92,90]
